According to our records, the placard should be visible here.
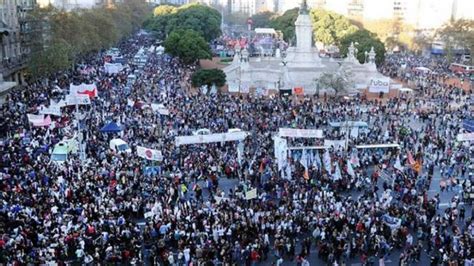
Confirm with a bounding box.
[368,78,390,93]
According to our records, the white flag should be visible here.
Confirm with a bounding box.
[285,163,292,180]
[394,155,403,171]
[347,159,355,177]
[300,149,308,171]
[333,162,342,180]
[136,146,163,161]
[323,150,332,174]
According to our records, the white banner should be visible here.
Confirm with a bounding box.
[65,95,91,106]
[368,78,390,93]
[273,136,288,171]
[457,133,474,142]
[27,114,44,125]
[245,188,257,200]
[237,141,244,164]
[350,127,359,138]
[50,99,67,108]
[69,83,97,97]
[136,146,163,161]
[228,81,239,93]
[104,63,123,74]
[278,128,324,138]
[240,83,250,94]
[27,114,51,127]
[324,139,346,149]
[151,103,170,115]
[39,105,62,116]
[175,131,249,146]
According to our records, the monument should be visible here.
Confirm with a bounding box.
[223,0,394,95]
[285,0,321,68]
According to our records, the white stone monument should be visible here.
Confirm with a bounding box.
[284,0,321,68]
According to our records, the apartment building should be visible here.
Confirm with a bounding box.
[0,0,37,85]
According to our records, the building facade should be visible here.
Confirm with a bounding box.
[0,0,37,85]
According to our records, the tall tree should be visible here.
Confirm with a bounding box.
[310,9,359,46]
[28,40,73,78]
[191,69,226,88]
[317,71,352,96]
[270,8,299,43]
[164,29,212,65]
[146,4,222,42]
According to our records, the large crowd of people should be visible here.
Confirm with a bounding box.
[0,32,472,266]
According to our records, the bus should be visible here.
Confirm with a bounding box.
[449,63,474,74]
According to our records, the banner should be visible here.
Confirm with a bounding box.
[278,128,323,138]
[293,87,304,95]
[368,78,390,93]
[136,146,163,161]
[50,99,67,108]
[69,83,98,98]
[39,105,61,116]
[228,81,239,93]
[255,87,267,96]
[237,141,245,164]
[273,136,288,171]
[240,83,250,94]
[27,114,51,127]
[65,95,91,106]
[457,133,474,141]
[151,103,170,115]
[350,127,359,138]
[175,131,249,146]
[324,139,345,149]
[104,63,123,74]
[245,188,257,200]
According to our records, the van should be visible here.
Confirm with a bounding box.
[110,139,131,153]
[50,138,78,163]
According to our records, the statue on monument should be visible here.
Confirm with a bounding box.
[368,46,376,64]
[300,0,309,14]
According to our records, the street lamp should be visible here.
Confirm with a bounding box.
[364,51,368,64]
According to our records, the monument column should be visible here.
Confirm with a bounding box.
[295,0,312,51]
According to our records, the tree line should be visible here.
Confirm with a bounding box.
[28,1,149,79]
[249,9,385,66]
[144,4,225,88]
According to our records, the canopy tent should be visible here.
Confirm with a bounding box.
[100,122,122,133]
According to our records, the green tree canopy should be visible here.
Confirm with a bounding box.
[28,40,73,78]
[339,29,386,66]
[310,9,359,46]
[251,11,277,28]
[270,8,299,43]
[146,4,222,42]
[191,68,226,88]
[27,1,150,79]
[164,29,212,65]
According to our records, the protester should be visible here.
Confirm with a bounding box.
[0,32,472,266]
